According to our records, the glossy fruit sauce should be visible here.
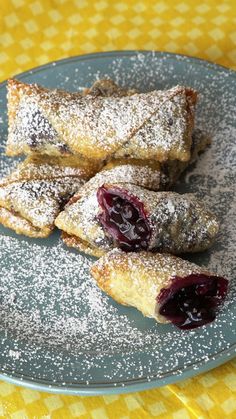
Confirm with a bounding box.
[97,185,228,330]
[97,185,151,252]
[157,274,228,329]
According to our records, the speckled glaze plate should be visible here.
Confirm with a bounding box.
[0,51,235,395]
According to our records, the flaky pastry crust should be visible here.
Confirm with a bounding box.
[7,79,197,162]
[90,250,212,323]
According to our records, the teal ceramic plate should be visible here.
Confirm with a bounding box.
[0,51,235,395]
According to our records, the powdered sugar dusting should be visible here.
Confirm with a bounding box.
[0,52,235,391]
[0,155,95,236]
[58,183,219,255]
[7,80,194,162]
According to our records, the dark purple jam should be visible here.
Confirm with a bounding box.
[157,274,228,330]
[97,185,151,252]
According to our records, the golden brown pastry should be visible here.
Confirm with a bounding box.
[0,155,99,237]
[91,250,228,330]
[6,79,197,162]
[58,129,210,256]
[56,181,219,256]
[60,128,210,199]
[1,79,132,238]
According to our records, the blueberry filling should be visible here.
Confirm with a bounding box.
[157,274,228,330]
[97,185,151,251]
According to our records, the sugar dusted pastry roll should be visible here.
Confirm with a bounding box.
[0,155,99,237]
[6,79,197,162]
[97,184,219,253]
[55,129,209,224]
[56,180,219,257]
[91,250,228,330]
[79,128,210,194]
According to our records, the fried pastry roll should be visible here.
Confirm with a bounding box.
[0,155,99,237]
[56,181,219,257]
[91,250,228,330]
[6,79,197,162]
[60,128,210,199]
[63,127,209,204]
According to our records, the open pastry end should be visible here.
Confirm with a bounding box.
[96,183,219,254]
[91,250,228,330]
[156,273,228,329]
[97,184,151,252]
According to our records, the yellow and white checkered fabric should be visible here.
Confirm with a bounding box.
[1,359,236,418]
[0,0,235,417]
[0,0,236,81]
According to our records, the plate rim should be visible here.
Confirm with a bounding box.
[0,50,235,88]
[0,50,235,395]
[0,344,235,395]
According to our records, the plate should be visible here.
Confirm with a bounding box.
[0,51,235,395]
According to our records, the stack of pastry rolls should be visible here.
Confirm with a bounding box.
[0,77,228,329]
[1,78,206,238]
[0,79,133,237]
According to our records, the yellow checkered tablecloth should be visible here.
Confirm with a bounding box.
[0,0,235,418]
